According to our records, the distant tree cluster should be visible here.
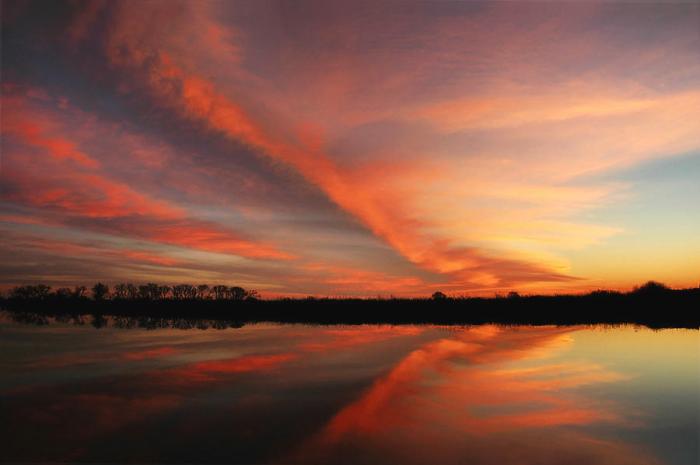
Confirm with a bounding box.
[4,283,259,301]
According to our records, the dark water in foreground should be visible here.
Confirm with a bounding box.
[0,316,697,465]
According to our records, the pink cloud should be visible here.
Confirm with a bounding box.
[1,90,293,261]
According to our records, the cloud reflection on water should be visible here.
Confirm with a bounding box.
[0,322,683,464]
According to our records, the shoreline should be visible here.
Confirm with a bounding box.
[3,288,698,329]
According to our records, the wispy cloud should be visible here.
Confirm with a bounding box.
[2,0,698,294]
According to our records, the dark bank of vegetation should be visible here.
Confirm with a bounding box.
[0,281,698,329]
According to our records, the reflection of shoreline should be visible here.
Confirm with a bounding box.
[1,311,247,330]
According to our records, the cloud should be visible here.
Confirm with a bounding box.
[1,89,292,261]
[2,97,99,168]
[2,0,698,293]
[77,0,584,290]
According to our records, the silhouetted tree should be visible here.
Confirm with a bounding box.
[10,285,51,300]
[172,284,197,299]
[139,283,159,300]
[230,286,246,301]
[196,284,210,299]
[54,288,73,299]
[125,283,138,299]
[158,285,171,299]
[212,285,228,300]
[73,286,87,298]
[245,289,260,301]
[432,291,447,300]
[633,281,670,294]
[113,283,128,299]
[507,291,520,299]
[92,282,109,300]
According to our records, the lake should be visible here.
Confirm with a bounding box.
[1,315,697,465]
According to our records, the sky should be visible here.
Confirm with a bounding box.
[1,0,698,296]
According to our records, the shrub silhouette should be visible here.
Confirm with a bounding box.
[197,284,210,299]
[175,284,198,299]
[73,286,87,298]
[633,281,670,294]
[9,285,52,300]
[92,283,109,301]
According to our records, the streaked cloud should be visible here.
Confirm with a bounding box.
[1,0,698,294]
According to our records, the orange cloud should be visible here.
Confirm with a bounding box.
[1,91,292,261]
[2,231,184,269]
[144,221,293,260]
[88,1,578,290]
[296,262,429,296]
[2,95,100,169]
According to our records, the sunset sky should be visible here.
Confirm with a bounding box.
[1,0,698,296]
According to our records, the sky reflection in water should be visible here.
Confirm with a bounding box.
[0,317,697,464]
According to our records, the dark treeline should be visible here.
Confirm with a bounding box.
[3,282,258,302]
[1,281,698,329]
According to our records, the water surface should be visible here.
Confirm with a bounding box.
[1,316,697,464]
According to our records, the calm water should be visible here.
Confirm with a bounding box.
[0,316,697,465]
